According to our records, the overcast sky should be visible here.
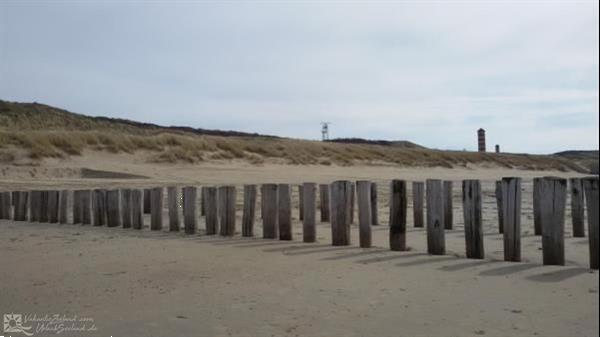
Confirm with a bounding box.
[1,1,598,153]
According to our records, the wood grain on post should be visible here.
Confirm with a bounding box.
[443,181,453,230]
[356,180,372,248]
[242,185,257,237]
[29,190,41,222]
[182,186,197,234]
[533,177,542,236]
[218,186,236,236]
[570,178,585,238]
[302,183,317,243]
[0,191,10,219]
[350,183,356,224]
[72,190,81,224]
[462,180,484,259]
[204,187,218,235]
[426,179,445,255]
[120,189,132,228]
[582,177,599,269]
[58,190,68,224]
[539,177,567,266]
[131,189,144,230]
[40,190,49,223]
[370,182,379,226]
[150,187,163,231]
[502,177,522,262]
[13,191,29,221]
[389,180,407,251]
[106,190,121,228]
[167,186,180,232]
[412,182,424,228]
[143,188,152,214]
[298,185,304,221]
[495,181,504,234]
[278,184,292,240]
[92,189,107,226]
[261,184,278,239]
[319,184,330,222]
[47,190,59,223]
[330,180,352,246]
[200,186,206,217]
[81,190,92,225]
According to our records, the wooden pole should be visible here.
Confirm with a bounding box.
[40,190,49,222]
[200,186,206,217]
[569,178,585,237]
[539,177,567,266]
[389,180,407,251]
[582,177,599,269]
[106,190,121,228]
[350,183,356,224]
[58,190,68,224]
[426,179,445,255]
[143,188,152,214]
[412,181,424,228]
[443,181,453,230]
[356,180,372,248]
[298,184,304,221]
[121,189,133,229]
[29,190,41,222]
[533,177,542,236]
[278,184,292,240]
[261,184,278,239]
[502,177,522,262]
[0,191,11,219]
[204,187,218,235]
[370,182,379,226]
[47,190,59,223]
[462,180,484,259]
[131,189,144,230]
[81,190,92,225]
[218,186,236,236]
[242,185,257,237]
[495,180,504,234]
[167,186,180,232]
[302,182,317,243]
[182,186,197,234]
[13,191,29,221]
[72,190,81,224]
[319,184,330,222]
[92,189,107,226]
[330,180,352,246]
[150,187,163,231]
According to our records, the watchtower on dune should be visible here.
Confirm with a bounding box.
[477,128,486,153]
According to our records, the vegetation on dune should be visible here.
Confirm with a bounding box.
[0,99,596,173]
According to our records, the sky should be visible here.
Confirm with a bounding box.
[1,1,598,154]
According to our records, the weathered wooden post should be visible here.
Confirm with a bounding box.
[302,182,317,243]
[539,177,567,266]
[463,180,484,259]
[582,177,599,269]
[412,181,424,228]
[106,190,121,227]
[167,186,180,232]
[58,190,68,224]
[370,182,379,226]
[120,189,132,229]
[182,186,197,234]
[150,187,163,231]
[330,180,352,246]
[92,189,107,226]
[47,190,59,223]
[443,181,453,230]
[0,191,11,219]
[131,189,143,230]
[502,177,522,262]
[218,186,236,236]
[278,184,292,240]
[29,190,41,222]
[81,190,92,225]
[298,184,304,221]
[570,178,585,237]
[204,187,218,235]
[262,184,278,239]
[72,190,81,224]
[350,183,356,224]
[356,180,372,248]
[143,188,152,214]
[39,190,49,222]
[533,177,542,236]
[319,184,330,222]
[13,191,29,221]
[426,179,445,255]
[200,186,206,217]
[389,180,408,251]
[495,180,504,233]
[242,185,257,237]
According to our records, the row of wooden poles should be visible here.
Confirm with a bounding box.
[0,176,598,269]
